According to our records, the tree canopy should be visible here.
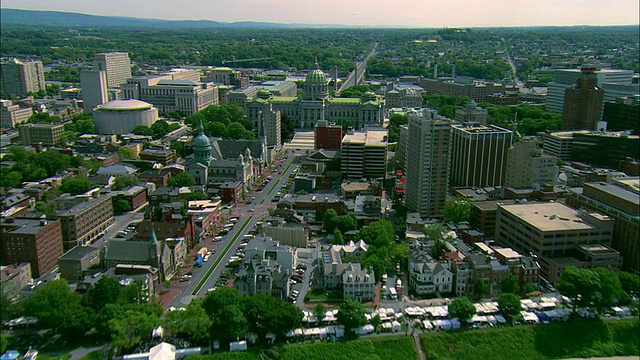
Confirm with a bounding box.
[167,173,195,188]
[336,299,367,335]
[443,197,473,223]
[498,293,521,322]
[448,297,476,323]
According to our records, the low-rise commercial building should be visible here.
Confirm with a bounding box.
[58,195,114,250]
[18,123,65,145]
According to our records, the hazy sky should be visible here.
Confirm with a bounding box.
[2,0,639,27]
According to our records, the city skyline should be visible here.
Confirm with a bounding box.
[1,0,639,27]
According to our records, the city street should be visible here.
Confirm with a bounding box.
[167,151,300,308]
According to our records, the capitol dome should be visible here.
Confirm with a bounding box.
[361,90,377,102]
[306,68,327,84]
[257,88,272,100]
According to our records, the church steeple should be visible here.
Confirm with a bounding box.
[193,120,212,166]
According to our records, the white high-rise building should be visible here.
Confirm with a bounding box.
[405,109,452,218]
[1,59,45,96]
[93,52,132,88]
[80,70,108,114]
[546,68,633,114]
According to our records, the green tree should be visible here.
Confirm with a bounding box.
[357,220,394,248]
[75,118,96,135]
[112,175,140,190]
[448,297,476,324]
[150,120,171,140]
[336,299,367,336]
[498,293,522,322]
[89,277,122,311]
[0,171,22,190]
[241,294,302,341]
[167,172,195,188]
[22,279,94,334]
[501,275,519,294]
[109,304,162,351]
[60,176,94,196]
[431,240,448,260]
[118,280,146,304]
[202,287,242,319]
[443,197,473,223]
[212,305,248,344]
[131,125,152,136]
[163,298,211,345]
[314,303,327,324]
[556,267,601,313]
[617,271,640,297]
[113,199,132,215]
[333,229,345,245]
[594,267,624,312]
[520,282,537,294]
[473,279,489,298]
[323,208,338,232]
[423,223,445,241]
[117,146,137,160]
[333,214,357,233]
[0,333,7,354]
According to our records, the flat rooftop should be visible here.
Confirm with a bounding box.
[499,202,602,232]
[585,182,640,207]
[1,218,55,234]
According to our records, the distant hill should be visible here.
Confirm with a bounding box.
[0,8,317,28]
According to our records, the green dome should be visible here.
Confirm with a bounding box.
[306,68,327,84]
[361,90,377,102]
[257,88,272,100]
[194,122,211,150]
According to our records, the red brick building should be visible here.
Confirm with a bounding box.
[0,218,64,277]
[315,120,343,150]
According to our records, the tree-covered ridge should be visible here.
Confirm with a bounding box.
[1,26,637,84]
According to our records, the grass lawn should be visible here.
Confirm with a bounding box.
[421,318,639,360]
[369,336,418,360]
[79,350,104,360]
[184,352,261,360]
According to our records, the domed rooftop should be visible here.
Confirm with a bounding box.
[306,59,327,84]
[361,90,377,102]
[96,99,153,111]
[193,122,211,149]
[257,88,272,100]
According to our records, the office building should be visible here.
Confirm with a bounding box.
[567,181,640,272]
[121,76,217,115]
[80,70,109,114]
[495,202,616,282]
[93,99,159,135]
[542,130,580,161]
[450,123,512,187]
[546,68,633,114]
[0,263,32,302]
[58,195,115,250]
[0,218,64,278]
[505,137,558,189]
[314,120,343,150]
[571,131,639,168]
[0,99,32,129]
[419,77,514,103]
[1,58,46,96]
[18,123,65,145]
[385,85,424,108]
[455,99,488,124]
[247,90,282,149]
[93,52,132,88]
[561,68,605,130]
[341,128,388,179]
[405,109,452,218]
[603,96,640,134]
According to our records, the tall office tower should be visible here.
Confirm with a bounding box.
[1,59,46,96]
[603,96,640,134]
[450,123,512,188]
[341,128,388,179]
[505,137,558,189]
[247,90,282,148]
[546,67,633,114]
[561,68,605,130]
[405,109,452,218]
[80,70,109,114]
[93,52,132,88]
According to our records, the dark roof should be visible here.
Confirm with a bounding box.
[212,139,263,160]
[105,239,156,263]
[59,245,100,260]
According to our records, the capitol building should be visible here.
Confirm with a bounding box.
[230,61,385,130]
